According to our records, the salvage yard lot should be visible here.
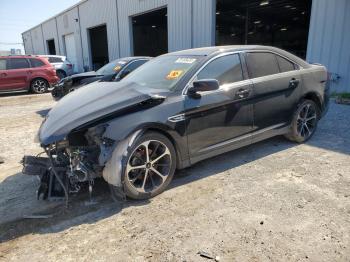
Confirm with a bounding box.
[0,93,349,261]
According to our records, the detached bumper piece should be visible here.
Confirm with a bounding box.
[50,86,64,101]
[22,155,68,201]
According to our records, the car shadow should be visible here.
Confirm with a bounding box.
[171,136,294,188]
[0,136,294,243]
[0,176,150,243]
[36,108,51,118]
[0,92,28,98]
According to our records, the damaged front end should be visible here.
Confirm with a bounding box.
[22,125,119,203]
[22,82,169,204]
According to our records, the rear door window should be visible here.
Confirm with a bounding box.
[246,52,279,78]
[48,57,63,63]
[9,58,30,70]
[276,55,296,72]
[197,54,244,85]
[0,59,7,70]
[29,58,45,68]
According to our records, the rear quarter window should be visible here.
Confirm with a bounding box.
[0,59,7,70]
[276,55,296,72]
[48,57,63,63]
[246,52,279,78]
[29,58,46,68]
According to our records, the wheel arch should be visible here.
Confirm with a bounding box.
[56,69,67,77]
[301,91,323,114]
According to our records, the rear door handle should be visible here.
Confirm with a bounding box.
[289,78,300,89]
[27,70,33,74]
[236,88,250,99]
[0,73,7,77]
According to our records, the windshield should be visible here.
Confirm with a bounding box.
[96,59,128,75]
[122,55,202,90]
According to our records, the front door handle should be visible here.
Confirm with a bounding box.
[236,88,250,99]
[0,73,7,77]
[27,70,33,74]
[289,78,300,89]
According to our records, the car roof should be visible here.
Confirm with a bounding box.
[168,45,310,67]
[38,55,66,58]
[117,56,152,62]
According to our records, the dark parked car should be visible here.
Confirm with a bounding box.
[51,56,151,100]
[0,55,59,94]
[23,45,329,202]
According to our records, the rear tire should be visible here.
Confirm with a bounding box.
[31,78,49,94]
[122,132,176,200]
[285,99,320,143]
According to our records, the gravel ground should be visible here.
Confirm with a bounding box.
[0,93,349,261]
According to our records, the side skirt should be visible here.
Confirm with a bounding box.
[188,123,291,166]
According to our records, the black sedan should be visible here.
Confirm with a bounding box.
[50,56,151,100]
[24,45,329,202]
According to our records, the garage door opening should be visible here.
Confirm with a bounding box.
[216,0,312,58]
[88,24,109,70]
[132,8,168,57]
[47,39,56,55]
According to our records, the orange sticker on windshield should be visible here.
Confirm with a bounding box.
[114,65,122,71]
[166,70,183,80]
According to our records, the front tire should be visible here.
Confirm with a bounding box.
[122,132,176,200]
[31,78,49,94]
[285,99,319,143]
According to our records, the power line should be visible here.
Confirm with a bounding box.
[0,42,23,45]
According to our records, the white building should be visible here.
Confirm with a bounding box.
[22,0,350,92]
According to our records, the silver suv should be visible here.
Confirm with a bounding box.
[39,55,74,79]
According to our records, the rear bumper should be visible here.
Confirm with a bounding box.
[321,80,331,118]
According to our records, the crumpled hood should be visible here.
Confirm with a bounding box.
[39,81,166,145]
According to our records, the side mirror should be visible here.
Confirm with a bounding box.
[188,79,220,97]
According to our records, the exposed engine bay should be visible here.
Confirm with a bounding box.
[22,125,119,203]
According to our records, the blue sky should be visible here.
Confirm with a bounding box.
[0,0,80,53]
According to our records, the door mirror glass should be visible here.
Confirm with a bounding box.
[188,79,219,95]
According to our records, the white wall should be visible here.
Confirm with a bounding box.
[307,0,350,92]
[30,26,45,54]
[56,7,84,72]
[22,31,34,54]
[22,0,216,71]
[41,18,60,54]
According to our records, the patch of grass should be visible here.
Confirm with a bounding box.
[331,92,350,99]
[339,93,350,99]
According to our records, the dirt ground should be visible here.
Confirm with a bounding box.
[0,93,349,262]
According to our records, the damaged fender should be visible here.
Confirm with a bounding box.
[102,129,142,187]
